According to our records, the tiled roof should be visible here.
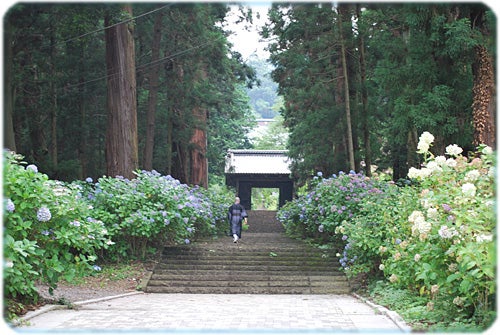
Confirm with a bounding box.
[225,150,291,175]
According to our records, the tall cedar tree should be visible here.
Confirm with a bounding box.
[264,3,495,183]
[104,4,139,179]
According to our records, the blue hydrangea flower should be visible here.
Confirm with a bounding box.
[26,164,38,173]
[93,265,102,271]
[85,177,93,183]
[5,198,15,213]
[69,220,81,227]
[37,206,52,222]
[184,239,190,244]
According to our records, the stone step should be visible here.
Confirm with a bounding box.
[148,274,347,281]
[147,276,349,286]
[150,270,345,278]
[145,286,351,294]
[157,260,340,268]
[145,210,350,295]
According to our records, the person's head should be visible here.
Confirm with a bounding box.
[235,197,240,204]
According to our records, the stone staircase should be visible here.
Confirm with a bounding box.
[145,210,350,294]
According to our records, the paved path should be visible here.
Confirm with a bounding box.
[10,291,409,334]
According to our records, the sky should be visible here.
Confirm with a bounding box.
[225,3,271,60]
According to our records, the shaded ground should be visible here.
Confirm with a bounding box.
[35,261,151,305]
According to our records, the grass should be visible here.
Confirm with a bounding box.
[364,280,496,332]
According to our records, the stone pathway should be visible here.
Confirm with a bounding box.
[9,211,410,334]
[13,292,409,333]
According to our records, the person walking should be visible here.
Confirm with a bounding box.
[228,197,247,243]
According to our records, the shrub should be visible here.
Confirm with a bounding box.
[277,132,496,328]
[73,170,232,260]
[277,170,392,249]
[378,137,495,322]
[3,151,110,303]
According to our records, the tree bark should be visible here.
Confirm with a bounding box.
[104,5,139,179]
[142,10,164,170]
[190,106,208,188]
[337,5,355,171]
[188,65,209,188]
[49,23,58,170]
[472,45,496,149]
[356,4,372,176]
[3,21,16,152]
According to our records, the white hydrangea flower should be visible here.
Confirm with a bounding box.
[408,167,421,179]
[438,225,457,239]
[417,132,434,154]
[446,158,457,168]
[419,132,435,145]
[446,144,463,157]
[481,146,493,155]
[434,156,446,166]
[410,212,431,236]
[408,211,425,223]
[426,161,442,173]
[465,170,480,182]
[419,168,432,179]
[427,207,438,219]
[417,141,430,154]
[476,234,493,243]
[461,183,476,197]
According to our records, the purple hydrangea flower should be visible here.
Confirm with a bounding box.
[5,199,15,213]
[37,206,52,222]
[70,220,81,227]
[442,204,452,212]
[26,164,38,173]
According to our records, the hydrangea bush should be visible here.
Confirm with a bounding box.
[378,134,495,320]
[3,151,111,302]
[277,170,392,247]
[277,132,495,325]
[73,170,233,260]
[4,150,234,312]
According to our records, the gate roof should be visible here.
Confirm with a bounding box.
[225,150,291,175]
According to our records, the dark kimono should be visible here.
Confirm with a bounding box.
[228,203,247,238]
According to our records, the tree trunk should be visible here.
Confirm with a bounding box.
[190,106,208,188]
[189,66,209,188]
[78,73,88,179]
[337,5,355,171]
[104,5,139,179]
[142,10,164,170]
[356,4,372,176]
[49,23,58,171]
[472,45,496,149]
[3,21,16,152]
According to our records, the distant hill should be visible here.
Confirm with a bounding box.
[246,55,279,119]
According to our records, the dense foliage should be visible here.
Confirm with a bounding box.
[4,3,256,183]
[263,3,495,183]
[277,133,495,329]
[3,150,233,317]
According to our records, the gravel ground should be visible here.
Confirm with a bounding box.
[36,279,141,304]
[35,262,151,304]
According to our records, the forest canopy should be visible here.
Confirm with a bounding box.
[3,2,496,185]
[4,2,257,185]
